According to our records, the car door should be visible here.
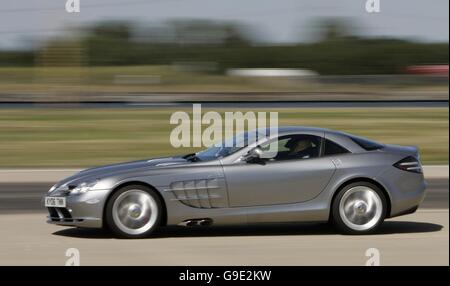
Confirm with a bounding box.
[222,134,336,207]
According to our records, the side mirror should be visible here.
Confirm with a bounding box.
[242,147,263,163]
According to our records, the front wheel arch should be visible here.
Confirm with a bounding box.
[102,181,167,229]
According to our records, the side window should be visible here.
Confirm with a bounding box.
[323,139,350,156]
[259,134,322,161]
[348,135,384,151]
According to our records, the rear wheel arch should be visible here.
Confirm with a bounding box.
[103,181,168,228]
[329,177,391,220]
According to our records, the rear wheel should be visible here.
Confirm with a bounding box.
[331,182,387,234]
[105,185,162,238]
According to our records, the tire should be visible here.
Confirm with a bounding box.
[105,185,162,238]
[331,182,387,235]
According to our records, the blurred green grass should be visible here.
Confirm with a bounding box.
[0,107,447,167]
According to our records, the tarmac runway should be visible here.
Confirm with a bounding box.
[0,209,447,265]
[0,100,448,109]
[0,179,447,265]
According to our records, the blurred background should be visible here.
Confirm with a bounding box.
[0,1,448,266]
[0,0,448,167]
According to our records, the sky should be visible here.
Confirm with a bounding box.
[0,0,448,49]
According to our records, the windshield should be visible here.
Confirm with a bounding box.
[194,130,266,161]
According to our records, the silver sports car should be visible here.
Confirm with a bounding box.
[44,126,426,238]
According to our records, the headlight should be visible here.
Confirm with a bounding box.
[48,184,57,193]
[70,179,99,195]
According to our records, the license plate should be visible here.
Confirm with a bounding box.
[45,197,66,208]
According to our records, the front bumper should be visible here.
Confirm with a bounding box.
[45,189,110,228]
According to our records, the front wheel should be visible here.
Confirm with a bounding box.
[331,182,387,235]
[105,185,162,238]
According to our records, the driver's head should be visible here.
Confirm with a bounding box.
[291,139,312,153]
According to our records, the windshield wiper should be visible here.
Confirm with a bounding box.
[182,153,200,162]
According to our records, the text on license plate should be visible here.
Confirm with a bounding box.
[45,197,66,207]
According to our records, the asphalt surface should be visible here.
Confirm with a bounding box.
[0,179,446,213]
[0,179,447,265]
[0,209,447,265]
[0,100,448,109]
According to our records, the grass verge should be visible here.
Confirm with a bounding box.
[0,107,447,167]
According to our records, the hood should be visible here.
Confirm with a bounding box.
[57,156,190,187]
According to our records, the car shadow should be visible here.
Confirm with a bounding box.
[52,220,444,239]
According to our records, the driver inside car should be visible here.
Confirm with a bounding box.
[286,138,316,159]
